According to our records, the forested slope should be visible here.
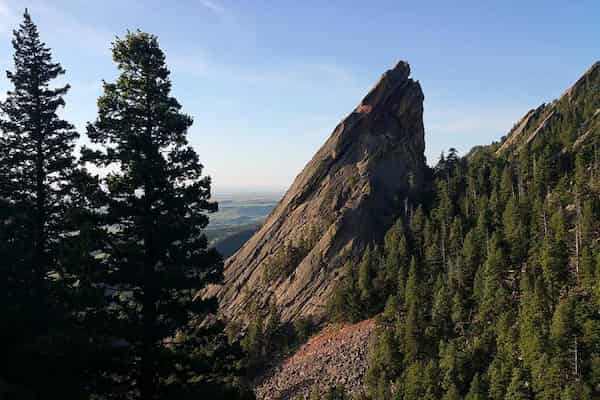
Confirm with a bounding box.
[327,61,600,400]
[240,62,600,400]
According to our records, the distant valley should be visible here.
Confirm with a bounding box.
[206,192,282,258]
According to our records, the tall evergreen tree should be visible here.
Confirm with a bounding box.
[541,208,570,300]
[502,195,527,264]
[358,246,376,310]
[83,31,231,399]
[465,373,487,400]
[0,10,88,398]
[478,234,507,323]
[504,367,531,400]
[403,258,421,362]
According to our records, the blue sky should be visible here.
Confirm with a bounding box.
[0,1,598,194]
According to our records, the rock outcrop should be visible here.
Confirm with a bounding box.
[497,61,600,156]
[255,320,377,400]
[205,61,426,323]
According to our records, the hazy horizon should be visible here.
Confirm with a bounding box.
[0,0,598,194]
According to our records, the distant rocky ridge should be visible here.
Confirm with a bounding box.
[497,61,600,155]
[204,61,427,323]
[212,223,261,258]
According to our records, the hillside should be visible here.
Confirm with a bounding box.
[1,4,596,400]
[240,61,600,400]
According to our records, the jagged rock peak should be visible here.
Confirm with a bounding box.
[206,60,426,323]
[356,61,411,109]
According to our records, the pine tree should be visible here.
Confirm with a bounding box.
[504,367,531,400]
[442,384,461,400]
[550,296,576,378]
[432,278,452,337]
[461,229,482,290]
[596,253,600,304]
[541,208,570,300]
[439,340,467,394]
[0,10,91,398]
[561,382,588,400]
[518,145,531,197]
[518,274,550,376]
[538,357,563,400]
[533,147,553,197]
[383,220,409,296]
[503,195,527,264]
[580,246,595,291]
[580,200,594,246]
[328,261,362,322]
[435,180,454,269]
[410,205,426,256]
[366,328,399,399]
[402,361,440,400]
[500,166,514,204]
[451,292,466,327]
[403,257,421,362]
[478,233,507,323]
[475,202,491,255]
[241,315,266,371]
[465,373,487,400]
[358,246,376,310]
[83,31,226,399]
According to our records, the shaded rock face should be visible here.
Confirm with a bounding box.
[256,320,376,400]
[207,61,426,323]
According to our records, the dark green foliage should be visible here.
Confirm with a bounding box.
[366,328,400,398]
[0,9,597,400]
[349,136,600,399]
[0,10,98,398]
[240,301,317,376]
[465,373,487,400]
[358,246,378,312]
[79,31,245,399]
[262,227,319,283]
[328,261,364,323]
[505,367,531,400]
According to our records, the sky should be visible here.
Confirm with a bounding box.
[0,1,598,194]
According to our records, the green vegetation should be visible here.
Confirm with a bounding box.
[0,10,251,400]
[0,10,89,398]
[1,8,599,400]
[263,225,321,283]
[332,135,600,399]
[240,300,317,375]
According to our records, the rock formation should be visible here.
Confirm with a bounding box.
[205,61,426,323]
[497,61,600,156]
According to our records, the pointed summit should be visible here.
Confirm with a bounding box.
[205,61,426,323]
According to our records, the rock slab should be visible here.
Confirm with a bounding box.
[205,61,426,323]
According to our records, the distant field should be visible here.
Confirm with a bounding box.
[206,192,281,258]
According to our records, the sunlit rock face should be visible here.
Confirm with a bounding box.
[205,61,426,323]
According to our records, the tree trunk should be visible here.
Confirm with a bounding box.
[33,87,46,287]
